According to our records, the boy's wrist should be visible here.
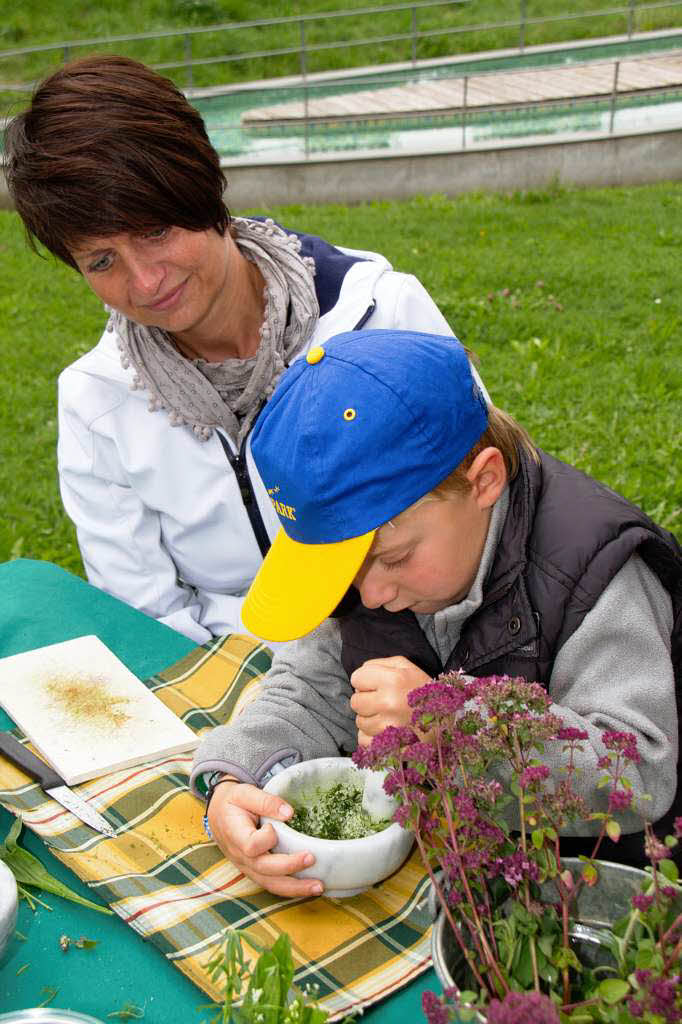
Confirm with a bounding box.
[203,774,239,840]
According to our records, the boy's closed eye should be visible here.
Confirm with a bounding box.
[380,551,413,571]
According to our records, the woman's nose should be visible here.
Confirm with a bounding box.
[127,256,165,299]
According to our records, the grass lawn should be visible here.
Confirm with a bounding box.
[2,0,682,106]
[0,180,680,576]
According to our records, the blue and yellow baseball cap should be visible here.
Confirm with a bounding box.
[241,329,488,642]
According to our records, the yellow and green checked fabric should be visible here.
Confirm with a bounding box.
[0,634,433,1020]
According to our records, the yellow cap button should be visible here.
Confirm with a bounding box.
[306,346,325,365]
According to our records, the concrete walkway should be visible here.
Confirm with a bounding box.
[242,51,682,127]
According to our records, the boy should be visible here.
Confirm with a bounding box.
[190,330,681,898]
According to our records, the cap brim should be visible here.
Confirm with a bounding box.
[241,527,375,643]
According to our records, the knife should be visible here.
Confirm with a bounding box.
[0,732,116,838]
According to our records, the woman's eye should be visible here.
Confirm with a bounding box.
[88,253,113,273]
[143,227,170,241]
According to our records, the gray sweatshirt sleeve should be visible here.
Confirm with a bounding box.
[543,553,676,835]
[190,617,353,793]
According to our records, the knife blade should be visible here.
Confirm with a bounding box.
[0,731,116,838]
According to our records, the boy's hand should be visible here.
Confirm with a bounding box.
[350,656,431,747]
[207,781,324,898]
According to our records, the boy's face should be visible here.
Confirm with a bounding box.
[352,491,491,615]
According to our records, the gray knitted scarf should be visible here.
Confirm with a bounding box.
[108,217,319,444]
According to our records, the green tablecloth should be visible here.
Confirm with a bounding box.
[0,559,436,1022]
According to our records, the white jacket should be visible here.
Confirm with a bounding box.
[58,232,458,643]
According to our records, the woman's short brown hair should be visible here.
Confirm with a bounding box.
[4,55,230,270]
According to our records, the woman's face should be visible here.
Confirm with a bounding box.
[69,226,234,339]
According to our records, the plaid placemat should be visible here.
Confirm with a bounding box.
[0,634,433,1020]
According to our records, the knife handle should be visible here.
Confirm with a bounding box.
[0,731,65,790]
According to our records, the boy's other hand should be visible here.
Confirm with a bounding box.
[207,781,324,898]
[350,656,431,747]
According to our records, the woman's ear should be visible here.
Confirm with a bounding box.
[466,447,507,509]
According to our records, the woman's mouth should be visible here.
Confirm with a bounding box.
[146,279,187,311]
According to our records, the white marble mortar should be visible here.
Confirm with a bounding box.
[262,757,414,898]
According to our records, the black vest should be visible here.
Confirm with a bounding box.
[337,451,682,866]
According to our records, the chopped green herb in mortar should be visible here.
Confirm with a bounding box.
[288,781,390,840]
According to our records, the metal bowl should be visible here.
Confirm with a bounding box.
[430,858,681,1020]
[0,1013,106,1024]
[0,858,18,960]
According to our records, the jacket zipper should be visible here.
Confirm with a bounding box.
[353,301,375,330]
[216,430,271,558]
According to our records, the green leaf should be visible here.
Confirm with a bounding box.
[38,987,59,1008]
[635,947,654,969]
[107,1004,145,1020]
[598,978,630,1005]
[243,953,282,1024]
[0,817,112,915]
[554,946,582,972]
[514,937,534,988]
[270,933,295,1010]
[605,819,621,842]
[538,959,558,986]
[537,846,557,876]
[582,863,598,886]
[531,828,545,850]
[301,1009,329,1024]
[658,859,679,883]
[611,914,629,938]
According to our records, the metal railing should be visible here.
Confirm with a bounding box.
[1,0,682,92]
[0,0,470,90]
[233,54,682,158]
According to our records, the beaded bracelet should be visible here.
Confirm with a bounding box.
[202,775,235,841]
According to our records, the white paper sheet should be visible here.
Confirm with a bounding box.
[0,635,198,784]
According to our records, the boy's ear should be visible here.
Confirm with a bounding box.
[466,447,507,509]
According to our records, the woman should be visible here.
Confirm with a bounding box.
[5,55,476,644]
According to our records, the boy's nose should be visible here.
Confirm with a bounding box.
[355,568,398,610]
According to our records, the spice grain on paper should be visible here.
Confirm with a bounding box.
[44,674,131,731]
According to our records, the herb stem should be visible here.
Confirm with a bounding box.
[511,730,540,993]
[661,934,682,975]
[436,730,509,998]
